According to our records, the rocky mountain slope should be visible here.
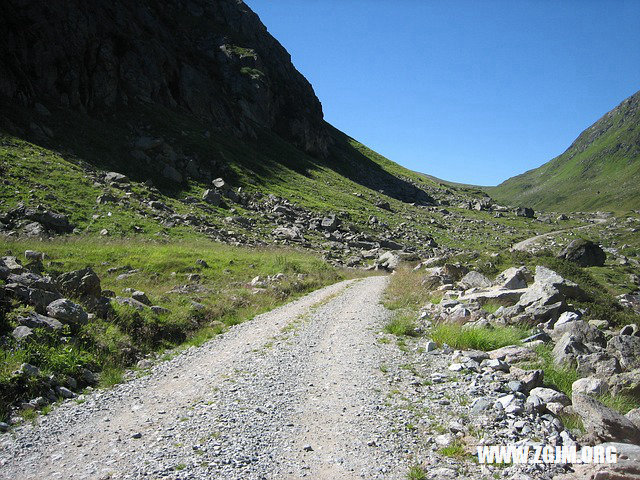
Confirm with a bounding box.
[490,90,640,212]
[0,0,582,264]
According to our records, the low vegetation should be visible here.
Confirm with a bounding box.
[0,237,351,419]
[384,313,421,337]
[406,464,427,480]
[430,323,530,351]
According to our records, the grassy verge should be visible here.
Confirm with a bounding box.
[430,323,530,351]
[383,266,435,311]
[0,237,351,419]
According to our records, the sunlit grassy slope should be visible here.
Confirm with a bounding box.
[0,100,568,251]
[489,90,640,212]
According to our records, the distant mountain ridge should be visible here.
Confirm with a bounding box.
[489,90,640,212]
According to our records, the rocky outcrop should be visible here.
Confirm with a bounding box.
[0,0,330,156]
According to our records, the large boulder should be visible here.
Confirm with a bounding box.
[115,296,148,311]
[533,266,587,299]
[572,393,640,444]
[442,264,469,281]
[517,283,564,308]
[577,352,622,378]
[509,367,544,394]
[12,325,34,342]
[558,239,606,267]
[459,271,493,289]
[530,387,571,406]
[162,165,183,183]
[104,172,129,184]
[377,251,400,271]
[272,226,303,240]
[17,312,63,330]
[516,207,534,218]
[554,443,640,480]
[320,215,340,232]
[0,256,25,279]
[46,298,88,324]
[456,288,526,307]
[553,332,590,366]
[488,345,536,363]
[202,189,221,206]
[572,377,609,396]
[24,209,73,233]
[552,320,606,348]
[608,371,640,398]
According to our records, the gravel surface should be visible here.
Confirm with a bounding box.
[0,275,575,479]
[0,276,433,479]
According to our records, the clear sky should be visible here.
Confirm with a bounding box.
[245,0,640,186]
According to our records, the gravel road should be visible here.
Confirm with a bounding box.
[0,276,429,479]
[511,217,609,252]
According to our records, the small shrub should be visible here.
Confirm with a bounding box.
[98,366,124,389]
[407,465,427,480]
[438,440,468,459]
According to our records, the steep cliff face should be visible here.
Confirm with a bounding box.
[0,0,329,156]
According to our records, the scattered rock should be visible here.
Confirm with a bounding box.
[12,326,34,341]
[104,172,129,184]
[131,291,151,305]
[46,298,89,324]
[529,387,570,406]
[203,189,221,206]
[572,377,609,396]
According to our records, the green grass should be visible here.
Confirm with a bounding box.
[430,323,530,351]
[20,408,38,422]
[98,366,125,389]
[523,345,640,415]
[523,345,580,397]
[481,302,502,314]
[407,465,427,480]
[0,94,585,263]
[383,267,435,311]
[439,440,470,459]
[384,313,421,337]
[558,411,584,433]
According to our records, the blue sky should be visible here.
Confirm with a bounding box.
[245,0,640,186]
